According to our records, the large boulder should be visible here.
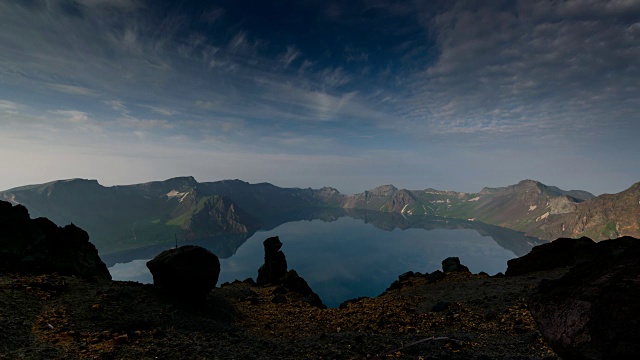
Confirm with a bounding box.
[529,237,640,359]
[256,236,288,285]
[146,245,220,304]
[0,200,111,279]
[506,237,600,276]
[441,257,470,273]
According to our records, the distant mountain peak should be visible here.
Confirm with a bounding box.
[518,179,541,185]
[368,184,398,196]
[477,180,594,201]
[61,178,100,184]
[513,179,546,191]
[318,186,340,194]
[45,178,101,188]
[162,176,198,185]
[219,179,249,185]
[37,178,103,198]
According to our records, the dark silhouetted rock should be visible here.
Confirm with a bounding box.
[0,200,110,279]
[280,270,326,309]
[506,237,600,276]
[253,237,325,308]
[441,257,470,273]
[398,271,416,282]
[385,279,403,292]
[427,270,445,283]
[530,237,640,360]
[385,271,424,292]
[146,245,220,304]
[256,236,287,285]
[242,277,256,285]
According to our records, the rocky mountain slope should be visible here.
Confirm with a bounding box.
[530,182,640,240]
[0,177,331,254]
[340,179,595,224]
[1,178,637,255]
[341,179,639,241]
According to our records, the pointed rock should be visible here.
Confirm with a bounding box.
[256,236,288,285]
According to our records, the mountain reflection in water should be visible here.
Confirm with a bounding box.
[105,209,544,307]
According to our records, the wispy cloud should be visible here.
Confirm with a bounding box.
[319,67,352,88]
[260,132,337,148]
[46,109,107,135]
[49,110,92,124]
[146,106,178,116]
[47,84,97,96]
[227,31,261,57]
[113,117,174,130]
[103,100,127,112]
[200,6,225,23]
[279,46,301,68]
[75,0,144,10]
[0,99,20,112]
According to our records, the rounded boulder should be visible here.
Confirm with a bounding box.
[146,245,220,303]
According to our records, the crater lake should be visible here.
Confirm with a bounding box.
[104,209,543,307]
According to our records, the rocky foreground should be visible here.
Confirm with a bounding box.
[1,200,639,359]
[1,266,563,359]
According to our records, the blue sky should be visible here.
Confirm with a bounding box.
[1,0,639,195]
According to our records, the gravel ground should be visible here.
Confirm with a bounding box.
[0,269,567,359]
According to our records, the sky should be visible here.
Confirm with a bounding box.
[1,0,639,195]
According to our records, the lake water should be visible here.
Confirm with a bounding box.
[106,211,542,307]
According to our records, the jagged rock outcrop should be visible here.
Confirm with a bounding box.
[255,236,325,308]
[277,270,326,309]
[505,237,600,276]
[0,200,111,279]
[256,236,288,285]
[441,257,470,273]
[529,237,640,359]
[146,245,220,304]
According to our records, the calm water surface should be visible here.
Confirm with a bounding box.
[108,215,532,307]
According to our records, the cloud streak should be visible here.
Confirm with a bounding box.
[399,0,640,142]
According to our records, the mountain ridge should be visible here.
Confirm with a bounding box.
[1,177,637,254]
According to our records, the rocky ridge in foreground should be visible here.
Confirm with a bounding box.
[1,259,563,359]
[0,201,110,280]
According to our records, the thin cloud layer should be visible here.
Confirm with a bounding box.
[402,0,640,140]
[0,0,638,194]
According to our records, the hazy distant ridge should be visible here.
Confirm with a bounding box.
[1,177,638,254]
